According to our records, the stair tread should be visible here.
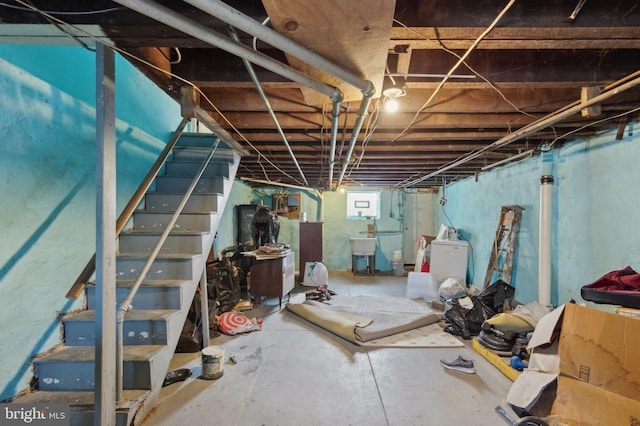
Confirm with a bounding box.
[121,229,207,236]
[89,279,191,287]
[14,390,148,410]
[166,159,232,164]
[134,210,216,216]
[147,191,223,196]
[156,175,226,180]
[139,208,217,214]
[63,309,179,322]
[117,252,201,259]
[38,345,166,362]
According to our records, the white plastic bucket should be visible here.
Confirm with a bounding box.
[202,346,224,380]
[393,250,403,260]
[392,259,404,276]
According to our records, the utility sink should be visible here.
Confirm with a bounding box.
[350,238,376,255]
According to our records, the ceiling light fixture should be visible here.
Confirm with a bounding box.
[382,85,406,113]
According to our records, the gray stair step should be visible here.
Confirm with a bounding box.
[63,310,179,346]
[86,279,196,310]
[172,146,235,162]
[144,193,221,213]
[175,133,222,148]
[132,210,218,233]
[155,175,228,195]
[35,346,166,391]
[116,253,203,281]
[13,390,148,426]
[164,160,232,178]
[119,230,208,255]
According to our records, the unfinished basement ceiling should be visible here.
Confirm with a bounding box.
[2,0,640,189]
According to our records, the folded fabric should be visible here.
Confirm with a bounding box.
[218,312,261,335]
[581,266,640,309]
[583,266,640,291]
[486,313,534,333]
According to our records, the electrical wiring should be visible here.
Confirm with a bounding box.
[0,2,124,15]
[352,98,381,171]
[12,0,304,186]
[252,17,270,51]
[547,105,640,148]
[391,0,517,143]
[391,19,534,120]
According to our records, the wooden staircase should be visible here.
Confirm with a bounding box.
[14,133,240,425]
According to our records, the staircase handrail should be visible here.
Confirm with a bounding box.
[66,118,190,299]
[115,136,221,401]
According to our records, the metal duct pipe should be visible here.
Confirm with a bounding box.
[182,0,371,93]
[328,99,343,187]
[538,146,554,306]
[401,71,640,187]
[228,25,310,186]
[113,0,340,101]
[182,0,376,189]
[336,82,376,188]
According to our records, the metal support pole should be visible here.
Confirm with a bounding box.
[199,268,210,347]
[95,42,117,425]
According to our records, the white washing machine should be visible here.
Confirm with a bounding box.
[429,239,469,285]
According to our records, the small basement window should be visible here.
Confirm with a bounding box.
[346,190,380,219]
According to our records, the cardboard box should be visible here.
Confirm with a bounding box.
[559,304,640,402]
[507,303,640,423]
[554,376,640,425]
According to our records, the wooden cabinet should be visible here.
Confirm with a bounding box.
[299,222,323,275]
[248,250,295,308]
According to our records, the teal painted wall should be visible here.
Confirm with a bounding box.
[434,124,640,308]
[323,190,405,272]
[219,187,407,273]
[0,45,182,400]
[211,180,253,256]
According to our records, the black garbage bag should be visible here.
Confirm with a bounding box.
[443,295,487,338]
[207,266,239,313]
[479,279,516,316]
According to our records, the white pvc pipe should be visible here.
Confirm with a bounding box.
[538,169,553,306]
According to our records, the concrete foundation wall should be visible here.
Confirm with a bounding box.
[434,125,640,307]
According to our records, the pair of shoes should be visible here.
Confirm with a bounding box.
[440,355,476,374]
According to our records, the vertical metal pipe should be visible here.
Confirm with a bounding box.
[336,82,376,188]
[538,147,554,306]
[327,97,343,187]
[95,43,117,424]
[199,269,210,347]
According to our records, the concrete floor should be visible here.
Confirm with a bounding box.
[141,272,514,426]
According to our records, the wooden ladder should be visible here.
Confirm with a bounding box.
[483,205,525,289]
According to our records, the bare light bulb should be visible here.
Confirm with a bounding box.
[385,98,399,113]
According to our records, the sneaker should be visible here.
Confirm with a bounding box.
[440,355,476,374]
